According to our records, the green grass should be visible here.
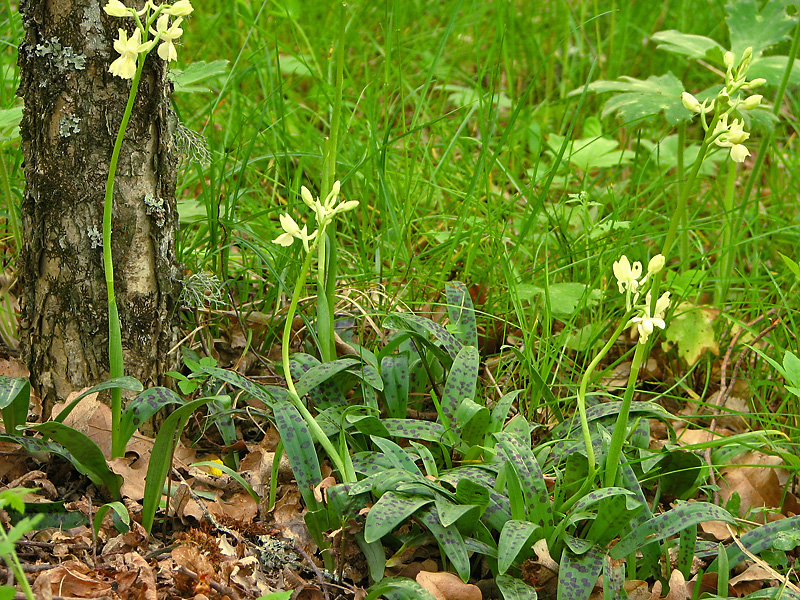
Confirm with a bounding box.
[3,0,800,596]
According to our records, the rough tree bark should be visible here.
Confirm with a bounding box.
[17,0,181,423]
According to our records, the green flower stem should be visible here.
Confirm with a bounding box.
[604,340,647,487]
[676,122,688,263]
[560,316,630,514]
[716,159,738,305]
[662,114,719,260]
[742,18,800,211]
[281,233,356,483]
[105,56,147,459]
[318,3,347,363]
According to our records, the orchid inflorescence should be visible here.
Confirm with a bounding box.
[613,254,670,344]
[273,181,359,253]
[104,0,193,79]
[680,46,764,163]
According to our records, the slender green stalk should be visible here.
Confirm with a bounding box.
[317,3,347,363]
[716,159,737,305]
[742,18,800,210]
[604,341,647,487]
[280,234,357,483]
[0,529,35,600]
[106,56,147,459]
[560,316,630,513]
[676,122,688,263]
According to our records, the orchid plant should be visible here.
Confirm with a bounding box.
[564,253,671,510]
[271,181,359,483]
[102,0,192,458]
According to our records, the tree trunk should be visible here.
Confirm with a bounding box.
[17,0,181,425]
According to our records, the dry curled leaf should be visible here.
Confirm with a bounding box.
[416,570,482,600]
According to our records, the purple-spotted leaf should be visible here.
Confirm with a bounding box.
[348,363,384,392]
[385,313,463,359]
[445,281,478,348]
[371,436,422,476]
[364,491,433,542]
[119,386,182,448]
[495,432,553,530]
[200,366,286,406]
[569,487,636,515]
[352,450,394,477]
[495,574,539,599]
[383,418,447,442]
[380,355,410,418]
[272,399,323,510]
[604,555,626,598]
[708,515,800,570]
[456,398,490,447]
[434,496,478,530]
[610,502,735,559]
[498,520,539,574]
[364,577,438,600]
[558,544,605,600]
[296,358,360,397]
[417,505,471,582]
[440,345,479,427]
[52,376,143,426]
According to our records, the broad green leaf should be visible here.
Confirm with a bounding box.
[498,520,539,574]
[364,491,432,542]
[171,60,228,93]
[651,30,725,61]
[579,72,690,125]
[434,496,478,529]
[663,302,719,365]
[0,376,29,434]
[748,56,800,87]
[495,433,552,530]
[726,0,798,59]
[584,494,644,547]
[678,524,697,579]
[141,398,211,533]
[546,134,633,172]
[496,574,539,599]
[783,351,800,387]
[445,281,478,348]
[610,502,735,559]
[381,355,410,419]
[517,283,601,317]
[348,363,384,392]
[780,253,800,280]
[30,423,122,498]
[364,577,438,600]
[93,501,129,536]
[455,397,490,447]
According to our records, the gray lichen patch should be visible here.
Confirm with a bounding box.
[144,193,167,227]
[59,114,81,137]
[35,37,86,71]
[87,225,102,249]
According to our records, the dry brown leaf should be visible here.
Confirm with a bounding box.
[675,428,728,445]
[114,552,158,600]
[624,580,651,600]
[664,569,690,600]
[699,520,733,541]
[416,570,482,600]
[172,545,215,578]
[33,560,112,598]
[209,490,258,522]
[0,356,28,378]
[719,451,786,517]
